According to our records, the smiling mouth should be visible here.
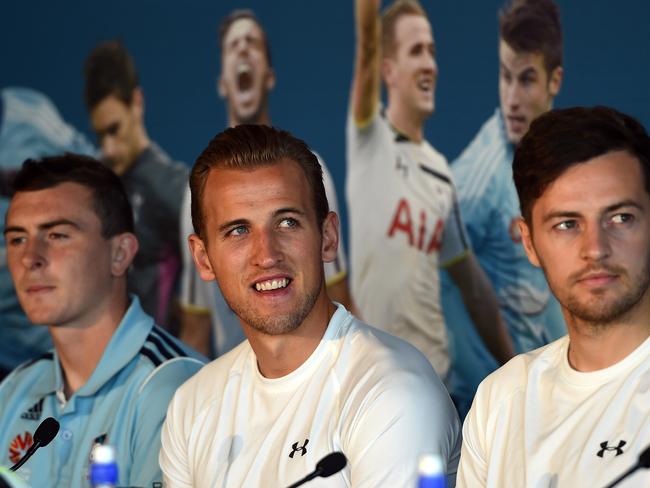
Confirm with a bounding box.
[417,78,433,93]
[254,278,290,292]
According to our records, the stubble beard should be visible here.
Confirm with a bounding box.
[560,257,650,328]
[226,283,322,336]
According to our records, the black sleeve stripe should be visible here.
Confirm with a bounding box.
[150,327,187,357]
[139,346,163,367]
[145,334,174,361]
[20,351,54,370]
[418,163,452,185]
[451,191,469,250]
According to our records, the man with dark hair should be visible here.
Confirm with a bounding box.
[441,0,565,417]
[458,106,650,486]
[0,87,95,380]
[84,40,188,328]
[160,124,461,487]
[178,9,354,358]
[0,154,203,486]
[347,0,513,380]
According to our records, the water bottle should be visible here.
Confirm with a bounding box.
[89,444,119,488]
[416,453,446,488]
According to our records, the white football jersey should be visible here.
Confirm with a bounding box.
[458,335,650,488]
[160,305,461,487]
[346,111,468,377]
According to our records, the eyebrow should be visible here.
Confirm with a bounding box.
[216,207,307,234]
[542,200,644,224]
[521,66,538,75]
[3,219,81,236]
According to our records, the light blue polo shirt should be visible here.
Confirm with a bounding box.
[441,109,566,416]
[0,87,96,372]
[0,297,204,487]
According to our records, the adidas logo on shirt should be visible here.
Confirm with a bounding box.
[20,398,44,421]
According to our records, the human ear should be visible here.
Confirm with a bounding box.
[519,218,541,268]
[111,232,139,276]
[321,212,339,264]
[188,234,216,281]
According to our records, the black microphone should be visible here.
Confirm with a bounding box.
[286,452,347,488]
[603,444,650,488]
[9,417,60,472]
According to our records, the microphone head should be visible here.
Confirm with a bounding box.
[639,445,650,468]
[316,452,347,478]
[33,417,60,447]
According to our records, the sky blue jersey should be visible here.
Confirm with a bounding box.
[441,109,566,414]
[0,297,205,487]
[0,87,96,372]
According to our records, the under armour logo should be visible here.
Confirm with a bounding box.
[395,156,408,177]
[289,439,309,458]
[597,440,626,458]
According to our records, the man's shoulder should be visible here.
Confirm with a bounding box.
[168,340,250,413]
[340,317,449,399]
[0,351,54,394]
[131,326,205,396]
[130,141,188,181]
[452,110,510,186]
[476,336,568,407]
[347,108,391,146]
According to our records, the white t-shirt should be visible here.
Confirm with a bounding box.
[160,305,461,487]
[346,111,468,377]
[179,156,348,357]
[458,335,650,487]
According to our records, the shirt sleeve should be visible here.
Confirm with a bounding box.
[0,87,96,169]
[128,358,203,487]
[346,106,385,173]
[159,382,195,488]
[456,383,490,487]
[343,369,462,487]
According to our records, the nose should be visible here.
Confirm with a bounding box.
[235,37,251,56]
[21,239,47,271]
[251,230,283,268]
[421,50,437,75]
[580,223,612,263]
[504,82,521,110]
[101,136,118,161]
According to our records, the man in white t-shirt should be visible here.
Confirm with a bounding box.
[178,9,354,357]
[458,106,650,487]
[160,124,461,487]
[347,0,513,378]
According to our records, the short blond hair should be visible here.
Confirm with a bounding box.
[382,0,428,58]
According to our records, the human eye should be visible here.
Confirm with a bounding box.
[553,220,576,231]
[106,122,120,136]
[610,213,634,225]
[6,235,26,246]
[410,43,423,56]
[520,73,537,86]
[278,217,298,229]
[227,225,249,237]
[48,232,68,241]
